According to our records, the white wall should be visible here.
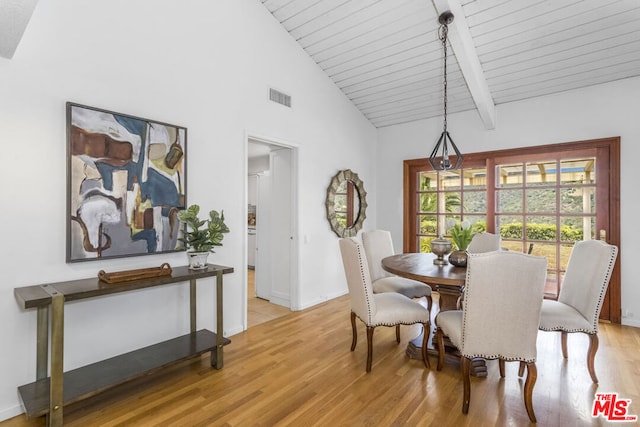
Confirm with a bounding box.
[377,75,640,328]
[248,155,270,175]
[0,0,376,420]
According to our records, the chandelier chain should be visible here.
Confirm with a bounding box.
[429,11,463,171]
[440,23,449,133]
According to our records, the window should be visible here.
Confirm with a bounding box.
[495,156,597,297]
[415,164,487,252]
[403,138,620,322]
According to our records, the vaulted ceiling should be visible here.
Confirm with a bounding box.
[4,1,639,130]
[0,0,38,59]
[260,0,640,128]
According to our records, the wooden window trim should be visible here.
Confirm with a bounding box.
[404,137,621,323]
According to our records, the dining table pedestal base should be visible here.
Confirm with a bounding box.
[381,253,487,376]
[434,283,464,311]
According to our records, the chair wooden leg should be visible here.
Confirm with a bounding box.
[395,324,401,343]
[462,356,471,414]
[350,312,357,351]
[366,326,375,373]
[518,361,525,377]
[436,327,445,371]
[498,358,505,378]
[421,322,430,368]
[426,295,433,313]
[587,333,599,383]
[524,362,537,423]
[561,331,568,359]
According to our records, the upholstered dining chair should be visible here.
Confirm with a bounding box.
[361,229,433,312]
[435,251,547,423]
[538,239,618,383]
[338,237,431,372]
[454,232,502,310]
[466,232,501,253]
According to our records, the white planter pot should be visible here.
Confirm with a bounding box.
[187,251,210,269]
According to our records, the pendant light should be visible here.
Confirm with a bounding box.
[429,11,463,171]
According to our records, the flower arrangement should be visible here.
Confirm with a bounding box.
[446,219,474,251]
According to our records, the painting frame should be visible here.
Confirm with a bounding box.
[66,102,187,263]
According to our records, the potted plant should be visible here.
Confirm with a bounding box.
[447,219,474,267]
[177,204,230,269]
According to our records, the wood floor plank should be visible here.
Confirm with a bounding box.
[3,294,640,426]
[247,268,291,328]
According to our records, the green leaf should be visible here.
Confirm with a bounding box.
[177,205,230,252]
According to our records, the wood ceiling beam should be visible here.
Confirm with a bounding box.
[432,0,496,130]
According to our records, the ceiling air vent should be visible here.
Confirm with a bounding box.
[269,88,291,108]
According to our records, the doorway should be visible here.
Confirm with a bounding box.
[246,136,298,328]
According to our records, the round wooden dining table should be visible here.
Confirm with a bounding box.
[381,252,466,311]
[381,252,487,376]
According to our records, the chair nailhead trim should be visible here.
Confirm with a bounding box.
[540,244,617,334]
[460,251,542,362]
[355,242,374,325]
[352,239,429,327]
[589,246,618,332]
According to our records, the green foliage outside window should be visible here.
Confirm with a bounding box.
[500,222,583,241]
[418,173,586,253]
[419,220,583,252]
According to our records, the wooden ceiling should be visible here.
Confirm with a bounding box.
[0,0,38,59]
[261,0,640,128]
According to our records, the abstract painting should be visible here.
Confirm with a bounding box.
[66,103,186,262]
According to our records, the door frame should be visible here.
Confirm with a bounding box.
[244,131,300,329]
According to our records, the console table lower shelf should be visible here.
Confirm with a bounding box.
[18,329,230,419]
[15,264,234,426]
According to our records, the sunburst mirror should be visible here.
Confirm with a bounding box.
[325,169,367,237]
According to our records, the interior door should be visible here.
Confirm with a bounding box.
[267,148,292,307]
[254,148,292,307]
[255,172,271,300]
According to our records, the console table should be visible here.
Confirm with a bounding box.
[14,264,233,427]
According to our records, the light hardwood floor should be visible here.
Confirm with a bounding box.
[3,293,640,426]
[247,268,290,328]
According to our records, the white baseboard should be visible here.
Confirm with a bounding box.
[296,297,327,311]
[296,289,348,311]
[0,404,23,423]
[225,324,245,337]
[325,289,349,300]
[269,291,290,308]
[621,317,640,328]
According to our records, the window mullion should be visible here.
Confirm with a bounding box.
[486,158,496,233]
